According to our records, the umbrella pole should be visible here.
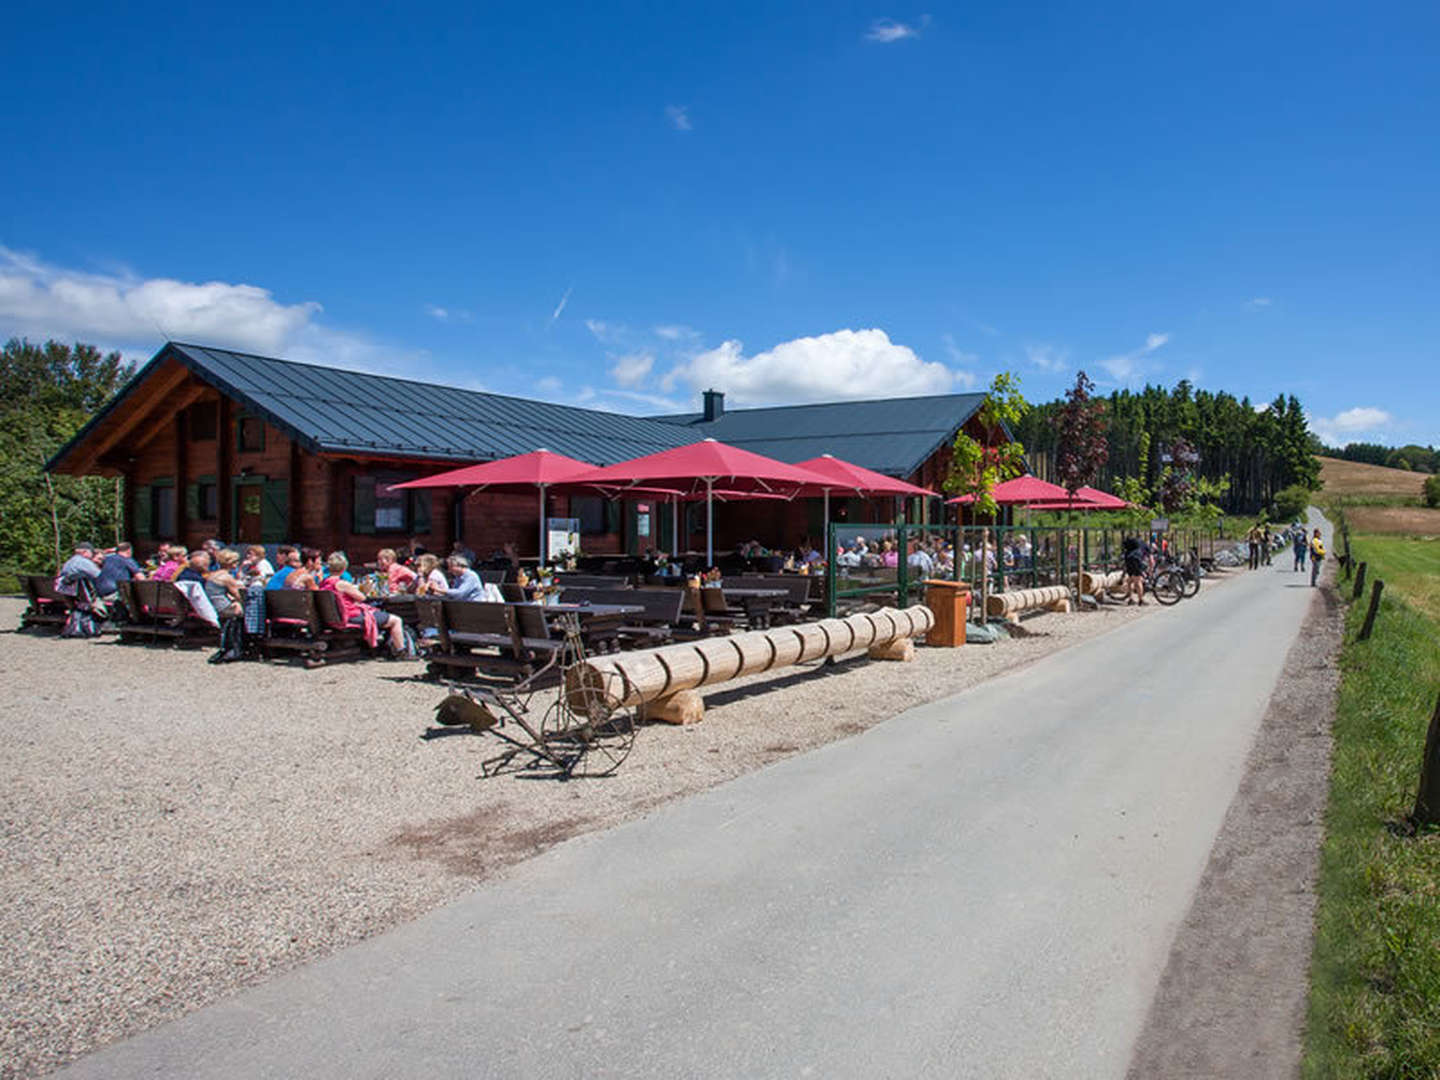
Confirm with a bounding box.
[538,484,547,565]
[823,489,830,556]
[706,479,714,566]
[671,496,679,558]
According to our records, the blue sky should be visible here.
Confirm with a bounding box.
[2,2,1436,447]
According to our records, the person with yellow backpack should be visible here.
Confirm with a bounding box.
[1309,528,1325,586]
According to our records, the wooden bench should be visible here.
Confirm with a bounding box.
[19,574,71,632]
[116,579,219,646]
[260,589,366,666]
[1078,569,1124,600]
[984,585,1073,624]
[417,599,563,683]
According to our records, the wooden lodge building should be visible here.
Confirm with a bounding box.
[47,342,995,562]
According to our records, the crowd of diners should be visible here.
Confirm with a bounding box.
[50,538,552,658]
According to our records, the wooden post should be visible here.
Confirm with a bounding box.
[218,397,234,539]
[1358,579,1384,641]
[1351,561,1367,602]
[113,475,123,545]
[43,466,62,570]
[1412,693,1440,827]
[173,411,188,545]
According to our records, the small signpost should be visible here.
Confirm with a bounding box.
[1150,517,1170,535]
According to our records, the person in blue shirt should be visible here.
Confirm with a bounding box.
[443,555,486,601]
[264,545,301,590]
[95,542,143,597]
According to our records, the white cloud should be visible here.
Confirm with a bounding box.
[0,245,318,354]
[535,375,563,395]
[424,303,472,322]
[584,318,626,344]
[662,327,963,406]
[609,351,655,388]
[1246,297,1273,309]
[0,245,418,375]
[1101,331,1170,382]
[865,17,923,42]
[653,324,698,341]
[665,105,692,131]
[1308,406,1394,446]
[425,304,449,320]
[1024,343,1070,372]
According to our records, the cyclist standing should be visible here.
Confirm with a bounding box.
[1123,535,1150,606]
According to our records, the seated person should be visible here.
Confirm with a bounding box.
[174,549,212,585]
[442,555,487,601]
[265,546,301,590]
[151,545,184,581]
[95,541,143,598]
[201,538,225,570]
[318,553,407,654]
[203,549,244,617]
[414,553,449,595]
[241,544,274,584]
[377,548,417,594]
[286,547,324,590]
[57,542,102,592]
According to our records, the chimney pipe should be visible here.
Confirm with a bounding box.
[702,389,725,422]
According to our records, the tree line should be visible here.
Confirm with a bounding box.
[1323,441,1438,474]
[1015,379,1321,513]
[0,339,136,576]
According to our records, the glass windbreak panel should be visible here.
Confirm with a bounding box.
[831,524,900,591]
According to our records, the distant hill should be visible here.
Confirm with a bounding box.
[1317,456,1440,535]
[1318,456,1429,498]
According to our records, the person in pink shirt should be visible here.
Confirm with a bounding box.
[151,545,184,581]
[377,548,417,594]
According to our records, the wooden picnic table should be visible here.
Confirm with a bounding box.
[720,586,788,629]
[528,601,644,654]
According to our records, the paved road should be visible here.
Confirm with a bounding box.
[59,514,1329,1080]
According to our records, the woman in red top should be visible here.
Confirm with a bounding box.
[318,552,406,654]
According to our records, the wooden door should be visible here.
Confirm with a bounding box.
[236,483,263,541]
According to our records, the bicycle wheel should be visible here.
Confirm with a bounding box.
[1152,569,1185,605]
[1181,568,1201,598]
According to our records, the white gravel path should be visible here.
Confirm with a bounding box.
[0,579,1231,1079]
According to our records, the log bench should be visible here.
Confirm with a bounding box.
[566,605,935,725]
[1078,569,1123,600]
[984,585,1073,624]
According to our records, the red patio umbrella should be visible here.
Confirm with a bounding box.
[796,454,939,552]
[568,439,832,563]
[389,449,596,562]
[946,474,1075,507]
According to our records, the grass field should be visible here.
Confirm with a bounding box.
[1315,456,1440,537]
[1304,532,1440,1077]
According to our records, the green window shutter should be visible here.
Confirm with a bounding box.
[260,479,289,542]
[604,499,622,534]
[134,485,152,538]
[185,483,200,521]
[352,476,376,535]
[409,491,431,534]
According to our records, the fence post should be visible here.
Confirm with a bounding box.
[1358,579,1384,641]
[1352,561,1367,602]
[1412,693,1440,826]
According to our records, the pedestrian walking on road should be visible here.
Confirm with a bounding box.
[1309,529,1325,586]
[1246,524,1261,570]
[1261,524,1273,566]
[1291,523,1307,571]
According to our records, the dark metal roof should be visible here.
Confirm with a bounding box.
[48,343,985,478]
[668,393,987,477]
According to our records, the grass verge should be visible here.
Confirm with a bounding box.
[1304,533,1440,1077]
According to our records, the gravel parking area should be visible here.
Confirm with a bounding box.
[0,580,1229,1078]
